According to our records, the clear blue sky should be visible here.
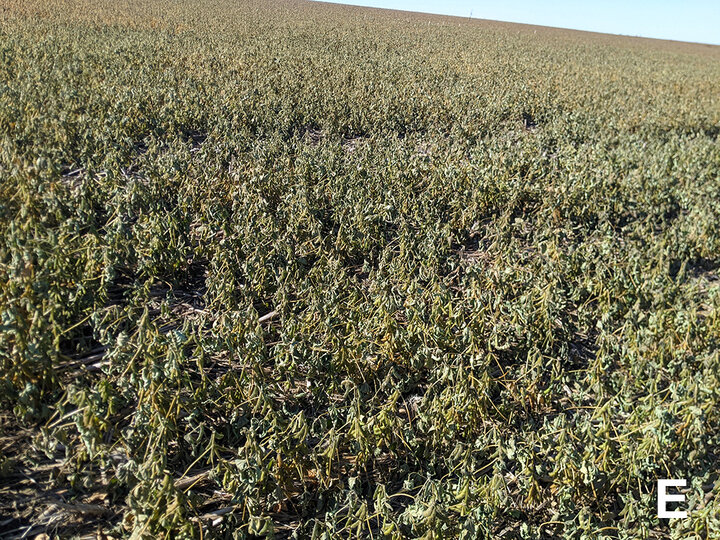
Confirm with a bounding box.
[315,0,720,45]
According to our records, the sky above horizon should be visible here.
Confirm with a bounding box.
[315,0,720,45]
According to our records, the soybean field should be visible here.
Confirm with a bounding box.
[1,0,720,538]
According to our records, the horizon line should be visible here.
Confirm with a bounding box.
[310,0,720,47]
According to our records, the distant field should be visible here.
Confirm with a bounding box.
[1,0,719,538]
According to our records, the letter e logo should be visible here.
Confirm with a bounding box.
[658,479,687,519]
